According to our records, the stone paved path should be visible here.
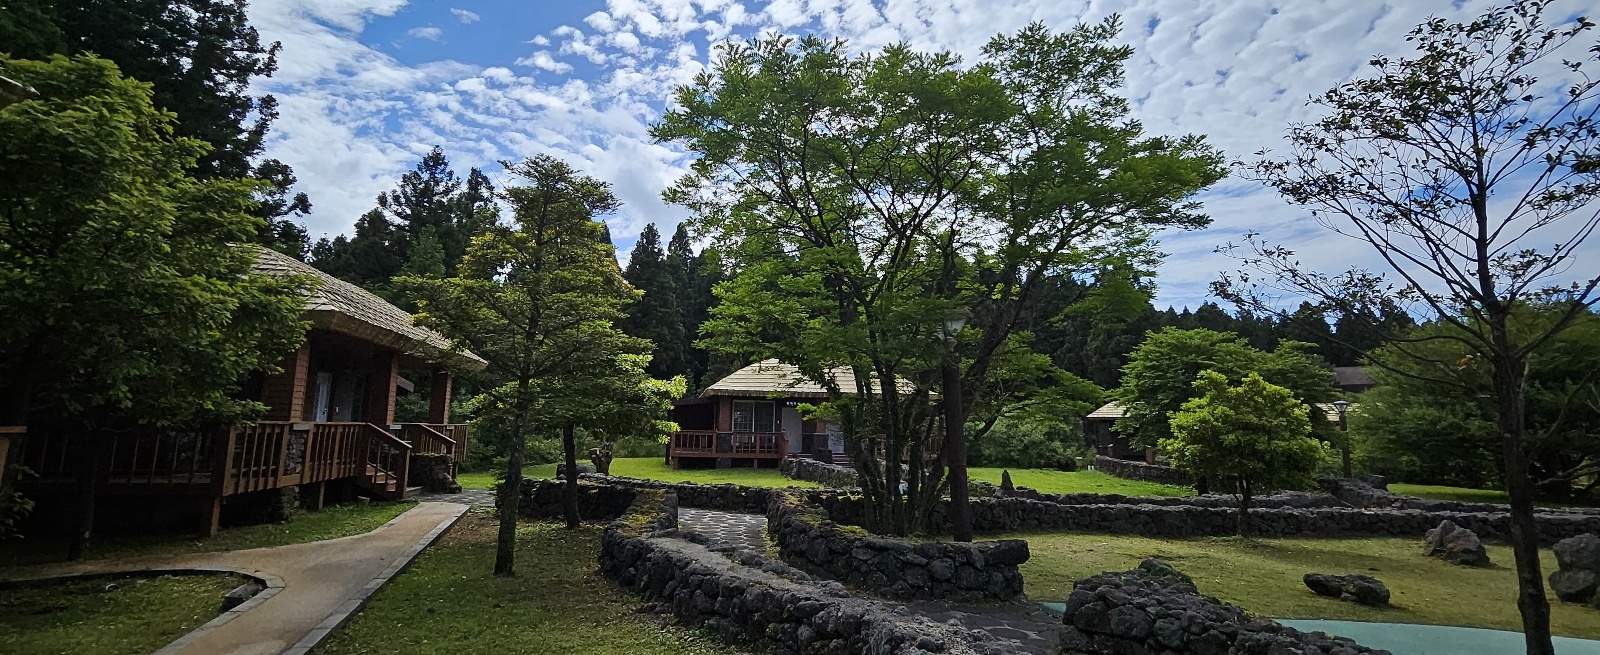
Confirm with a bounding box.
[679,507,768,551]
[0,501,467,655]
[418,487,496,507]
[906,600,1063,655]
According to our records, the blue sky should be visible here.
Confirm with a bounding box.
[246,0,1599,311]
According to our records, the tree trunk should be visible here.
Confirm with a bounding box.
[67,438,101,561]
[1493,354,1554,655]
[562,422,579,529]
[942,357,971,542]
[494,415,525,577]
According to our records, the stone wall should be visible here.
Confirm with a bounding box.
[598,488,1020,655]
[767,491,1028,602]
[1093,456,1194,487]
[1000,486,1346,510]
[517,478,639,521]
[1058,564,1388,655]
[779,456,860,488]
[409,453,460,493]
[1322,478,1600,516]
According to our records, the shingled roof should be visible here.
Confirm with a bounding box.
[703,359,927,399]
[251,247,487,371]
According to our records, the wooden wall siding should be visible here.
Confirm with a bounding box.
[366,349,399,426]
[716,397,732,431]
[428,371,452,424]
[261,343,311,422]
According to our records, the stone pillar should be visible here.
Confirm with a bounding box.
[428,370,452,424]
[366,350,399,426]
[261,343,311,422]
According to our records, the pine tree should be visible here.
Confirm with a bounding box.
[620,224,690,378]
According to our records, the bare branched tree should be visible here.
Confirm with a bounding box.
[1217,4,1600,653]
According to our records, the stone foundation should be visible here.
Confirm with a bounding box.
[767,491,1028,602]
[1093,456,1194,487]
[409,453,460,493]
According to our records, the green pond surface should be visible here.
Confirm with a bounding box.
[1037,603,1600,655]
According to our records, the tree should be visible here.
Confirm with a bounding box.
[400,155,638,576]
[1353,307,1600,499]
[0,55,309,556]
[619,224,690,378]
[1164,371,1328,535]
[1114,328,1337,448]
[656,21,1223,537]
[1222,4,1600,652]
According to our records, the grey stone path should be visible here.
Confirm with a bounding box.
[906,601,1062,655]
[418,488,496,507]
[679,507,769,551]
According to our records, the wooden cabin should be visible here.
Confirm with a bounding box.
[14,248,486,536]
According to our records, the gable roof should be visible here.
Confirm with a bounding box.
[1086,402,1128,420]
[703,359,928,400]
[1332,366,1376,390]
[251,247,487,371]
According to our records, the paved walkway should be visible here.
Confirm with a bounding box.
[1,501,467,655]
[418,488,496,507]
[910,601,1062,655]
[679,507,768,551]
[1279,620,1600,655]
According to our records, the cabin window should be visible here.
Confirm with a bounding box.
[731,400,776,433]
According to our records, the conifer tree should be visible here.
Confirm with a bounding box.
[619,224,690,378]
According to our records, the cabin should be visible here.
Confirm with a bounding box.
[13,247,486,536]
[1083,400,1357,463]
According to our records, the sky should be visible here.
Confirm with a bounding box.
[245,0,1588,310]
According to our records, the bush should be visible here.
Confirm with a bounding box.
[970,417,1087,470]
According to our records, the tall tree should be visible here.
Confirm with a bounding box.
[657,21,1224,536]
[619,224,690,378]
[400,155,635,576]
[1223,5,1600,652]
[0,55,310,556]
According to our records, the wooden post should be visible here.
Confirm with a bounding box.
[366,350,399,426]
[428,370,452,424]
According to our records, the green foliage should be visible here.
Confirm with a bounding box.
[1115,328,1336,448]
[655,21,1224,535]
[1353,308,1600,499]
[619,223,690,378]
[0,55,309,429]
[1163,372,1329,533]
[968,416,1087,471]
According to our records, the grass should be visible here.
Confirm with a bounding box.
[1020,531,1599,639]
[0,501,414,569]
[969,467,1192,497]
[463,458,1193,497]
[0,573,243,655]
[315,512,744,655]
[1389,483,1510,504]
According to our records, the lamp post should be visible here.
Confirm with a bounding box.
[940,309,972,542]
[1332,400,1351,478]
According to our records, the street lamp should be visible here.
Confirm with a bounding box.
[0,75,39,109]
[940,309,972,542]
[1332,400,1352,478]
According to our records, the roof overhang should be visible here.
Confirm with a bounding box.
[308,309,487,372]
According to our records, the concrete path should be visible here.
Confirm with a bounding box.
[0,501,467,655]
[1279,619,1600,655]
[679,507,768,551]
[418,488,496,507]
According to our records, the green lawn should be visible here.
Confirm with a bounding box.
[969,467,1192,497]
[0,573,243,655]
[1021,532,1598,639]
[1,501,414,568]
[316,513,744,655]
[1389,483,1510,504]
[462,458,1191,497]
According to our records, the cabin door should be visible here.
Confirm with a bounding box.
[312,372,333,422]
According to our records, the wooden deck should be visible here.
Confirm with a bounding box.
[668,430,786,468]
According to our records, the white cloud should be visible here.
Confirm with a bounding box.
[450,8,480,24]
[407,25,442,41]
[251,0,1598,309]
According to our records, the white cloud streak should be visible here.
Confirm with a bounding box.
[450,8,480,24]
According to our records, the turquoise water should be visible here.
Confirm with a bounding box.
[1037,603,1600,655]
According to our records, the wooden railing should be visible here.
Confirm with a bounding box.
[363,427,411,500]
[399,423,455,458]
[668,431,787,458]
[426,424,469,463]
[298,423,367,484]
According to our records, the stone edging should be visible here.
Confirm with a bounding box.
[779,456,860,488]
[279,503,468,655]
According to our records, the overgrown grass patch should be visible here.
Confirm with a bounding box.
[0,573,243,655]
[1,500,413,568]
[1020,532,1598,639]
[315,513,744,655]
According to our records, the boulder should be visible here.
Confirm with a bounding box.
[219,582,265,612]
[1138,557,1195,589]
[1423,519,1491,566]
[1304,573,1390,607]
[1550,533,1600,604]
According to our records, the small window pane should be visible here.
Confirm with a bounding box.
[732,401,754,432]
[754,402,776,433]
